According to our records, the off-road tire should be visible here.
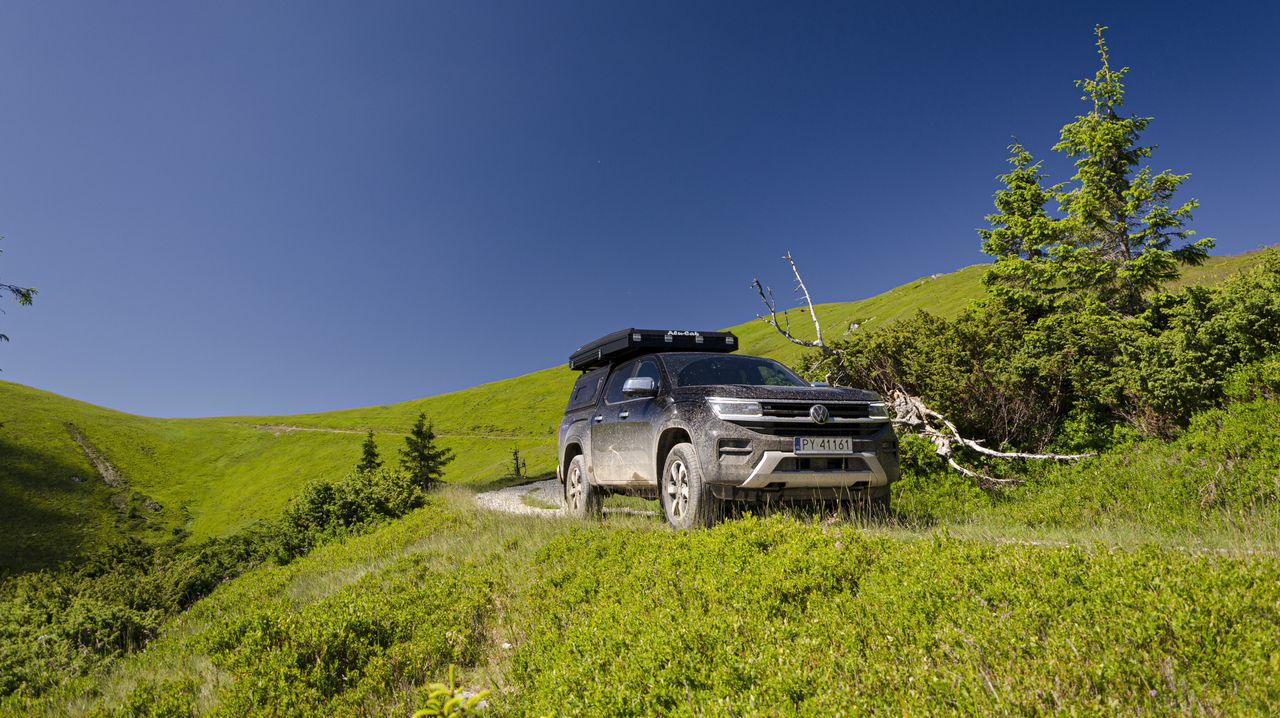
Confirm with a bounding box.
[660,443,720,529]
[564,454,602,519]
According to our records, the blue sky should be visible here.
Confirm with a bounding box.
[1,1,1276,417]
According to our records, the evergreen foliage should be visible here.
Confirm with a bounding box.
[400,412,455,491]
[982,26,1212,316]
[356,430,382,473]
[0,467,426,699]
[808,249,1280,451]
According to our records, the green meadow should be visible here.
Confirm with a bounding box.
[3,250,1267,572]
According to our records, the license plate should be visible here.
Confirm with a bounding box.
[794,436,855,455]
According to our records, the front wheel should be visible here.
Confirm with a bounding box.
[660,443,720,529]
[564,455,601,519]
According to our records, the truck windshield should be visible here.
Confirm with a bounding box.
[663,354,808,388]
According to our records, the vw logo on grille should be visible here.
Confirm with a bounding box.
[810,404,830,424]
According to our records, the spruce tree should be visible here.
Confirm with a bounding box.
[981,26,1213,316]
[399,412,454,491]
[979,142,1069,315]
[356,430,382,473]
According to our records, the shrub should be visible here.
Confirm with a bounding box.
[276,468,424,559]
[511,517,1280,715]
[808,248,1280,451]
[0,467,425,701]
[205,553,500,716]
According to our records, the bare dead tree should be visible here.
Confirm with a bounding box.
[752,252,853,385]
[753,253,1094,488]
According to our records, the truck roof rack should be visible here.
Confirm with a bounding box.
[569,328,738,371]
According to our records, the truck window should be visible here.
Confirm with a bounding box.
[634,358,661,389]
[604,360,637,404]
[567,366,608,411]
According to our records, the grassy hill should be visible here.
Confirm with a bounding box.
[2,247,1279,716]
[1,248,1272,572]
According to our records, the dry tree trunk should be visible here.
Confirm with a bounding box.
[752,253,1093,489]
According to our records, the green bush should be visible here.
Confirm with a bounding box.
[204,553,500,716]
[811,248,1280,451]
[1120,253,1280,433]
[511,517,1280,715]
[0,467,426,701]
[276,468,424,559]
[981,398,1280,534]
[1224,354,1280,404]
[87,678,197,718]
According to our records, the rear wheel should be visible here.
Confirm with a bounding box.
[660,443,719,529]
[564,455,601,519]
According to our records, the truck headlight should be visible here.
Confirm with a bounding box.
[708,400,762,418]
[868,402,889,418]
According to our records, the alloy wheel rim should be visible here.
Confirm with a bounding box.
[567,465,582,512]
[665,459,689,520]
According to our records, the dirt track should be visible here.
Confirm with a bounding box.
[474,479,565,517]
[474,479,660,519]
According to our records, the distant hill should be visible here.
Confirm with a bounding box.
[2,247,1272,571]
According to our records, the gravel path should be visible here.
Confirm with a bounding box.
[474,478,660,519]
[474,478,566,517]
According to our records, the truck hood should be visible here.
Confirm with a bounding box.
[669,384,880,403]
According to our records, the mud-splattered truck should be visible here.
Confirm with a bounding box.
[556,328,900,528]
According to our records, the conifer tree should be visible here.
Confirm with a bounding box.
[356,430,382,473]
[979,142,1069,314]
[399,412,454,491]
[981,26,1213,315]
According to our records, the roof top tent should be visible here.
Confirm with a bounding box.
[568,328,738,371]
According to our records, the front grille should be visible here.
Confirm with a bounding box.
[759,401,871,419]
[738,422,890,438]
[775,457,871,472]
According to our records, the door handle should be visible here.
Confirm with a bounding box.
[618,411,630,420]
[594,415,604,423]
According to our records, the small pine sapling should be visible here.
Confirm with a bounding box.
[356,429,383,473]
[400,412,455,491]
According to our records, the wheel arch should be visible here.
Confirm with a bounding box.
[655,426,693,481]
[561,442,584,482]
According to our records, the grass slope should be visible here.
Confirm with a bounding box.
[1,249,1271,571]
[14,479,1280,717]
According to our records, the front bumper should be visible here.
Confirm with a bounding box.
[740,449,892,488]
[696,418,900,498]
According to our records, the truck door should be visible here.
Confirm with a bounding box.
[609,358,664,486]
[589,359,638,485]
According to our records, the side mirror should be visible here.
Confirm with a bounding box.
[810,381,831,388]
[622,376,658,398]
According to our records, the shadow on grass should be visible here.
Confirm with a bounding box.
[0,434,118,574]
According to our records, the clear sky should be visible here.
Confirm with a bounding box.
[1,0,1276,417]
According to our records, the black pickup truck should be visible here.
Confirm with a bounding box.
[556,328,900,528]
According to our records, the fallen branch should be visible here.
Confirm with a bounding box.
[890,391,1094,462]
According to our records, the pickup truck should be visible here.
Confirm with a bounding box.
[556,328,900,528]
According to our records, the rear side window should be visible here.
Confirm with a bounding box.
[566,367,607,411]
